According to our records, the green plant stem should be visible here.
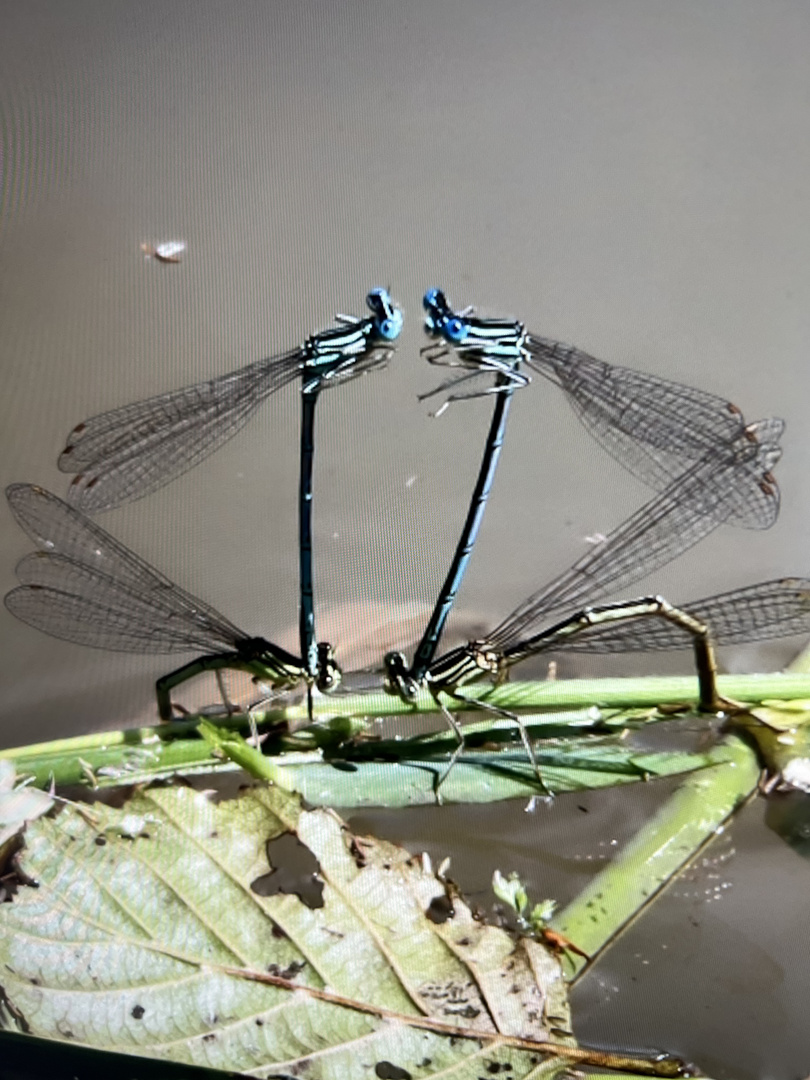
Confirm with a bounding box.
[3,672,809,792]
[549,732,761,978]
[324,672,810,715]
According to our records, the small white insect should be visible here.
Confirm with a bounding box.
[140,240,186,264]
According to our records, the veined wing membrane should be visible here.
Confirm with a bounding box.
[11,552,246,653]
[6,486,249,647]
[527,335,747,495]
[59,352,302,511]
[487,419,783,649]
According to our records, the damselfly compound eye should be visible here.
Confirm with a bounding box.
[446,317,467,342]
[378,309,403,341]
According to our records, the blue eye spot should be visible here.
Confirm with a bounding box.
[378,310,403,341]
[423,288,441,311]
[446,317,467,343]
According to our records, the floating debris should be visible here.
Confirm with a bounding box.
[140,240,186,264]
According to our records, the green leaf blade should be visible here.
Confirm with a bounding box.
[0,786,587,1077]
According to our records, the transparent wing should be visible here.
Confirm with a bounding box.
[58,349,304,512]
[551,578,810,654]
[11,552,246,653]
[5,582,232,655]
[5,485,247,651]
[488,419,783,649]
[526,335,763,526]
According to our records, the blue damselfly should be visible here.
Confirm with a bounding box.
[58,288,403,697]
[386,418,787,790]
[393,287,778,699]
[59,289,403,513]
[420,289,767,518]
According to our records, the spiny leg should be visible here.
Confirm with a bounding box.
[433,690,552,800]
[432,694,470,801]
[214,669,240,716]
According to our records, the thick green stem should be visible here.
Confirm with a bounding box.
[326,672,810,716]
[3,672,807,795]
[549,733,761,977]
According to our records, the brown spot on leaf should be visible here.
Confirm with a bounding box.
[267,960,306,981]
[375,1063,411,1080]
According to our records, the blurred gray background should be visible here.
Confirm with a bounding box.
[1,3,809,1076]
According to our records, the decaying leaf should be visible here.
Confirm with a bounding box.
[0,760,53,871]
[0,783,598,1077]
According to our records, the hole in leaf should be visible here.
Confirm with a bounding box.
[252,834,324,909]
[375,1062,412,1080]
[425,894,454,924]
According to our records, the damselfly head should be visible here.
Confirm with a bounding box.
[316,642,342,693]
[380,310,404,341]
[366,288,403,342]
[422,288,468,343]
[422,287,448,331]
[443,317,468,343]
[383,650,419,702]
[423,287,447,314]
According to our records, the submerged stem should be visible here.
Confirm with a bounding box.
[549,733,761,978]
